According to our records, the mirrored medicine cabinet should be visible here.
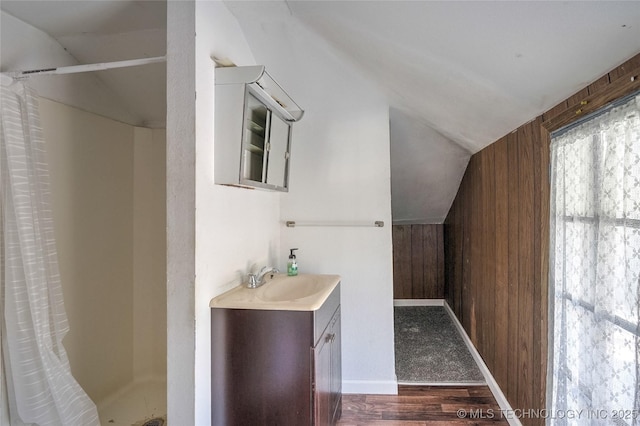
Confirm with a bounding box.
[214,65,304,192]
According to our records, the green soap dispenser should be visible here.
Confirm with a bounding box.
[287,248,299,276]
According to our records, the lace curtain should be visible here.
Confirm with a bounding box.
[548,93,640,425]
[1,83,99,425]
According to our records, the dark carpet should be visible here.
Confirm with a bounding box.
[394,306,485,384]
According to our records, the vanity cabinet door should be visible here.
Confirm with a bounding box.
[211,308,313,426]
[313,326,332,426]
[314,306,341,426]
[329,308,342,424]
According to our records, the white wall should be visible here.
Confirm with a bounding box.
[280,30,397,396]
[194,2,282,424]
[226,3,397,394]
[167,2,282,424]
[168,1,397,422]
[166,2,196,424]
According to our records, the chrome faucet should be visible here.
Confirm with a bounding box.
[247,266,279,288]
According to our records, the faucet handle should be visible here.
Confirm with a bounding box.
[247,273,258,288]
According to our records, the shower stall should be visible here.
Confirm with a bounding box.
[1,1,168,422]
[40,97,167,425]
[1,65,167,425]
[0,0,167,426]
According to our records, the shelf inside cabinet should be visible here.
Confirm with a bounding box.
[247,120,265,137]
[245,144,264,155]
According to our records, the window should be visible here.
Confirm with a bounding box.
[548,92,640,425]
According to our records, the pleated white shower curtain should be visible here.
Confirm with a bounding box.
[548,93,640,425]
[0,83,100,425]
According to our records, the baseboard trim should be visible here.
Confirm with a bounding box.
[397,380,486,386]
[342,379,398,395]
[394,299,445,307]
[443,301,522,426]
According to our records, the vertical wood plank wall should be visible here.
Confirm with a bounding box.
[443,53,640,426]
[392,224,444,299]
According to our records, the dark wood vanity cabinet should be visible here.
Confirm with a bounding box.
[314,307,341,426]
[211,283,341,426]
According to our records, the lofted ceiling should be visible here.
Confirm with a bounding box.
[2,1,640,222]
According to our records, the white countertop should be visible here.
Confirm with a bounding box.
[209,273,341,311]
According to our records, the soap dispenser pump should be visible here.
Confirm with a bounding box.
[287,248,299,276]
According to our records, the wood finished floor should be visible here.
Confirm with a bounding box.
[337,385,509,425]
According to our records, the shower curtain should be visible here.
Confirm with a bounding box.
[0,83,100,425]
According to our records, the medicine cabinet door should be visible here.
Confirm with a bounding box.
[266,113,291,189]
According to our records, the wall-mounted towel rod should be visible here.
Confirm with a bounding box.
[2,56,166,80]
[285,220,384,228]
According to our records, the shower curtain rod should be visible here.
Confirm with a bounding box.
[2,56,166,80]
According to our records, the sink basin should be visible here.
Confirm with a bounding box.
[210,273,341,311]
[258,275,326,302]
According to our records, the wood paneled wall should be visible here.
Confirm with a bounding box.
[392,224,444,299]
[444,53,640,426]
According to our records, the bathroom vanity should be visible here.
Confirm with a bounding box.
[210,274,341,426]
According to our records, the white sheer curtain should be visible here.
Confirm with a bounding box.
[0,83,100,425]
[548,92,640,425]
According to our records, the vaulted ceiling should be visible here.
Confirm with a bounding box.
[2,1,640,222]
